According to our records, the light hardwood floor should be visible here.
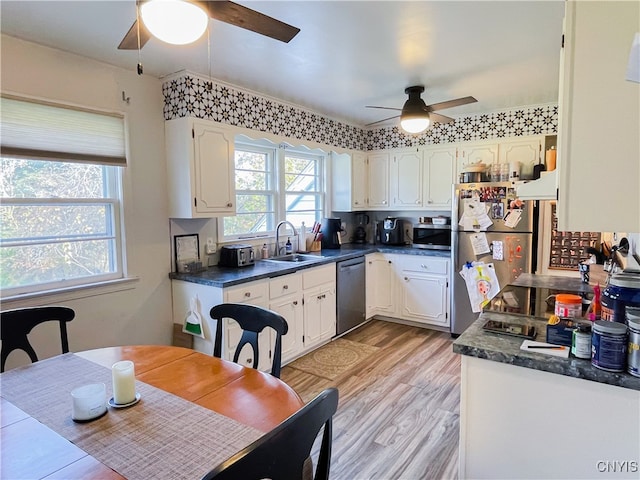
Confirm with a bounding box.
[280,319,461,480]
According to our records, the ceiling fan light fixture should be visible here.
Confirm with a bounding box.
[140,0,208,46]
[400,116,430,134]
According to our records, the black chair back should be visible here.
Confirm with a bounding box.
[209,303,288,378]
[202,387,339,480]
[1,306,75,372]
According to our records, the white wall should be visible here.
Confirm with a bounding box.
[1,35,173,369]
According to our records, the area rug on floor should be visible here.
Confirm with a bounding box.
[287,338,381,380]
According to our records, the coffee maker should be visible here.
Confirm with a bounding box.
[378,217,404,245]
[320,217,342,249]
[353,214,369,244]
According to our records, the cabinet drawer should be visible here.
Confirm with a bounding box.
[303,263,336,289]
[395,255,449,275]
[270,273,302,300]
[225,280,269,304]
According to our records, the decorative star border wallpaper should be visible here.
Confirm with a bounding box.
[163,73,558,151]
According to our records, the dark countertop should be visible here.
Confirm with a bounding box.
[169,244,451,288]
[511,272,594,294]
[453,312,640,392]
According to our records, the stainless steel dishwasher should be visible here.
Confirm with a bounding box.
[336,256,366,336]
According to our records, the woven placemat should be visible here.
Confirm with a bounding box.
[0,353,261,479]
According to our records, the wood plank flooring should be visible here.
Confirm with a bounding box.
[280,319,461,480]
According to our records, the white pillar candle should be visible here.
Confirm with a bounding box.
[71,383,106,421]
[112,360,136,405]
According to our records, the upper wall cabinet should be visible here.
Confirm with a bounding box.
[391,149,423,208]
[556,1,639,232]
[331,152,368,212]
[165,118,236,218]
[368,152,391,208]
[423,146,456,209]
[498,137,543,180]
[457,141,499,174]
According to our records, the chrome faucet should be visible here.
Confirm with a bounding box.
[275,221,297,256]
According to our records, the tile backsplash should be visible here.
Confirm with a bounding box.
[163,72,558,152]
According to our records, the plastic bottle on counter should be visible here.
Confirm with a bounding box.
[285,237,292,254]
[299,222,307,252]
[261,243,269,259]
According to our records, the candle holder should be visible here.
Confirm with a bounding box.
[110,360,140,408]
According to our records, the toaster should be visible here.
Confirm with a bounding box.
[218,244,255,268]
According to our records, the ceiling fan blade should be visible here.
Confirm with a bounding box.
[429,112,455,124]
[427,96,477,112]
[202,1,300,43]
[118,19,152,50]
[365,114,401,127]
[365,106,402,111]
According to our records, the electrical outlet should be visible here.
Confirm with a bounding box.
[205,237,217,254]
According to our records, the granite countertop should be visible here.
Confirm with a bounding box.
[169,244,451,287]
[453,311,640,391]
[511,273,594,294]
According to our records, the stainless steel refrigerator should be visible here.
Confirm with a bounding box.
[451,182,533,335]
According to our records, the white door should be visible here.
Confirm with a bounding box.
[458,142,499,176]
[270,296,303,363]
[391,150,423,208]
[368,152,390,208]
[424,146,456,208]
[352,153,368,210]
[399,272,449,327]
[498,137,542,181]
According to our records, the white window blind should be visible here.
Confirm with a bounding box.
[0,96,127,166]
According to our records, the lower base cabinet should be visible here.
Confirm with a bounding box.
[366,253,450,328]
[171,263,337,373]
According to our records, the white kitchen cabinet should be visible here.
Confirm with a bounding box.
[368,152,390,208]
[331,151,368,211]
[302,264,336,349]
[556,1,640,232]
[390,149,423,208]
[269,273,303,364]
[423,146,456,209]
[498,137,542,181]
[393,255,449,327]
[365,253,397,318]
[457,141,499,176]
[165,117,236,218]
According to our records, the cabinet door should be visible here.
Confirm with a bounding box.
[424,146,456,209]
[365,253,396,317]
[192,121,236,215]
[399,272,449,327]
[391,150,423,208]
[303,283,336,348]
[498,137,542,181]
[556,1,640,232]
[368,152,390,208]
[458,142,499,176]
[269,295,303,364]
[352,153,368,210]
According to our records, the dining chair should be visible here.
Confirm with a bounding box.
[209,303,289,378]
[202,387,339,480]
[1,306,75,372]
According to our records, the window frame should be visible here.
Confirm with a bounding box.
[219,139,326,243]
[0,95,128,298]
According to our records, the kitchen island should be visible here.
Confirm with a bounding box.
[454,304,640,478]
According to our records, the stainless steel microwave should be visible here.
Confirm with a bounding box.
[412,224,451,250]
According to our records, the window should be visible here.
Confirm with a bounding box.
[0,96,126,296]
[221,139,325,241]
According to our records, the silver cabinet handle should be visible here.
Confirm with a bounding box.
[421,264,428,269]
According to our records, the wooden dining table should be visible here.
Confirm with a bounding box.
[0,345,304,479]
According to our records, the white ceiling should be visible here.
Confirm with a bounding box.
[0,1,566,128]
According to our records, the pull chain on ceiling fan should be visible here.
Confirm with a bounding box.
[366,85,478,134]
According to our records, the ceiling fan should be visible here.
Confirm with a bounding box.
[118,0,300,50]
[366,86,477,133]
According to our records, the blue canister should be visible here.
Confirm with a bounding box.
[600,273,640,323]
[591,320,628,372]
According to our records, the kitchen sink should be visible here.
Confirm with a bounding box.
[263,254,324,264]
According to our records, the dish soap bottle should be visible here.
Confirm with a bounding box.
[285,237,292,254]
[261,243,269,259]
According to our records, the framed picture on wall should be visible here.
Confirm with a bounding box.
[174,234,200,272]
